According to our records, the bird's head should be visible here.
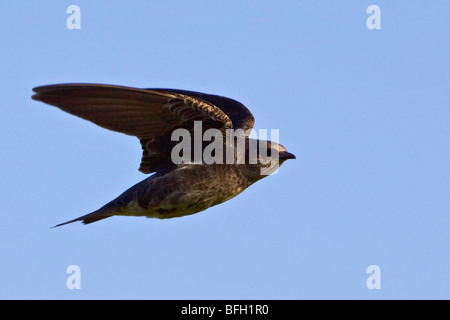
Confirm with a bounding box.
[243,139,295,179]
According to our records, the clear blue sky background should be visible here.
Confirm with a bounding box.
[1,1,449,299]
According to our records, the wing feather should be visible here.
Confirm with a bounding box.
[32,83,254,173]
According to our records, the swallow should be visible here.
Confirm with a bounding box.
[32,84,296,226]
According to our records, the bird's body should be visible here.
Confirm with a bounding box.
[71,163,253,225]
[32,84,295,226]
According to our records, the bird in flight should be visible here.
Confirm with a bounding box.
[32,84,296,226]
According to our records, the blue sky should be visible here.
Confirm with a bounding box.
[1,1,449,299]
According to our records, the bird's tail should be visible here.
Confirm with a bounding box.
[51,177,145,227]
[52,209,112,227]
[51,196,130,227]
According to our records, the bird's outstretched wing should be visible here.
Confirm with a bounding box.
[32,84,255,173]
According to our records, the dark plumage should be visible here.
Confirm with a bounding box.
[32,84,295,226]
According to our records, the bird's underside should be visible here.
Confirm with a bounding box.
[53,163,255,227]
[32,83,295,226]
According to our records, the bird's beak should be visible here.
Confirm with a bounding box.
[280,152,296,160]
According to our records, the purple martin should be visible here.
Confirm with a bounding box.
[32,84,295,226]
